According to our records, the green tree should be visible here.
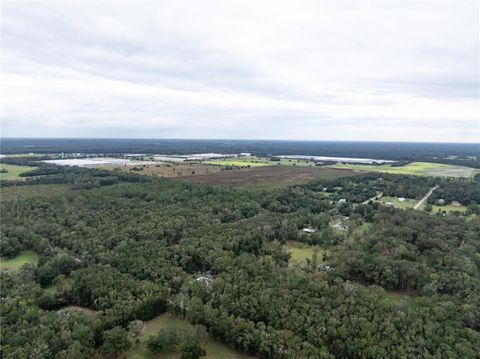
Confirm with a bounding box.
[128,320,145,345]
[181,342,207,359]
[146,327,180,353]
[102,326,130,356]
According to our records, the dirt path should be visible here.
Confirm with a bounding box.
[361,192,383,205]
[414,185,438,210]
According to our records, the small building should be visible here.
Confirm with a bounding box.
[303,227,317,234]
[196,273,213,287]
[338,198,347,204]
[385,202,394,208]
[451,201,461,207]
[437,199,445,205]
[397,197,406,202]
[334,223,349,231]
[323,187,328,192]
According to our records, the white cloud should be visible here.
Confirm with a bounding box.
[1,0,479,142]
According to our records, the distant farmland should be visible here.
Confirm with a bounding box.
[177,165,363,189]
[329,162,478,178]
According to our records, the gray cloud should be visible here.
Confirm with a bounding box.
[1,0,479,142]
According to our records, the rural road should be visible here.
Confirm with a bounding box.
[362,192,383,205]
[414,185,438,210]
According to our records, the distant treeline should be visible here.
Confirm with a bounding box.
[1,138,479,167]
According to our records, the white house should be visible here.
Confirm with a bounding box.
[338,199,347,204]
[303,227,317,234]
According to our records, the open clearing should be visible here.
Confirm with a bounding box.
[377,196,417,209]
[429,204,468,214]
[285,241,328,264]
[329,162,477,178]
[0,164,37,181]
[1,250,39,271]
[126,313,252,359]
[177,166,363,189]
[57,306,96,317]
[206,156,327,168]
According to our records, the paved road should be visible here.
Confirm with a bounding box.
[414,185,438,210]
[361,192,383,205]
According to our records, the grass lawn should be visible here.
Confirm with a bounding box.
[1,250,39,270]
[329,162,477,178]
[429,204,467,214]
[0,164,37,181]
[377,196,417,209]
[126,313,252,359]
[285,241,328,264]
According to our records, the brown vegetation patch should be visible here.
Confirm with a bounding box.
[176,165,362,188]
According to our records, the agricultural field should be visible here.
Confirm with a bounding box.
[204,157,272,167]
[178,165,362,189]
[0,184,69,201]
[205,156,322,168]
[126,313,251,359]
[98,163,223,178]
[0,163,37,180]
[329,162,478,178]
[285,241,328,265]
[0,250,39,271]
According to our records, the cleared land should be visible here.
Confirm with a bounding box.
[177,166,362,189]
[126,313,252,359]
[97,163,223,178]
[378,196,417,209]
[285,241,328,264]
[0,164,37,181]
[58,306,96,317]
[429,204,467,213]
[1,250,39,270]
[205,156,323,168]
[329,162,477,178]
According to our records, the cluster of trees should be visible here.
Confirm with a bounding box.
[1,167,479,358]
[429,177,480,207]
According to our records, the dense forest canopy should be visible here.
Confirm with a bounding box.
[1,162,480,358]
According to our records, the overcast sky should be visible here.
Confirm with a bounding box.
[1,1,479,142]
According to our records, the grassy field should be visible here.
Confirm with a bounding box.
[206,156,325,168]
[0,184,69,201]
[0,164,37,181]
[377,196,417,209]
[285,241,328,264]
[329,162,477,178]
[205,157,272,167]
[97,163,223,178]
[429,204,467,213]
[1,250,39,270]
[126,313,251,359]
[177,166,363,189]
